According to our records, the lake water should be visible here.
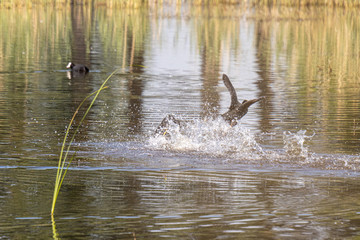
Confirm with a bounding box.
[1,3,360,239]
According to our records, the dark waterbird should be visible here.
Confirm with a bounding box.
[155,74,265,137]
[66,62,89,73]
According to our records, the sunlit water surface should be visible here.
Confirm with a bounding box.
[1,5,360,239]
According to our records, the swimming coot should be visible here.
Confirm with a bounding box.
[66,62,89,72]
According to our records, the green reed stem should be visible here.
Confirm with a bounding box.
[51,69,118,216]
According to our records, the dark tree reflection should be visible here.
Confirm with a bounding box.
[254,21,274,133]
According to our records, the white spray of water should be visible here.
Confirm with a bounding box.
[147,117,360,171]
[283,130,315,160]
[148,117,264,160]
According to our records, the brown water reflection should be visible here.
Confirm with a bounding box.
[1,4,360,239]
[255,19,274,134]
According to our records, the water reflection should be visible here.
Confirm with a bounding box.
[126,74,145,135]
[254,20,274,134]
[1,167,360,239]
[70,5,91,67]
[1,3,360,239]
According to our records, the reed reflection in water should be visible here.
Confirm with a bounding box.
[1,3,360,239]
[1,5,360,153]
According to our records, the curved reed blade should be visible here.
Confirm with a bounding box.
[51,70,118,216]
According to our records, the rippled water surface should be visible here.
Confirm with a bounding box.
[1,3,360,239]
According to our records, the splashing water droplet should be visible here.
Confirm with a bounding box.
[146,119,360,171]
[283,130,314,160]
[148,117,264,160]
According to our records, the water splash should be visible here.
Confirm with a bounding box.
[147,118,360,171]
[283,130,315,159]
[148,117,264,160]
[148,118,318,162]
